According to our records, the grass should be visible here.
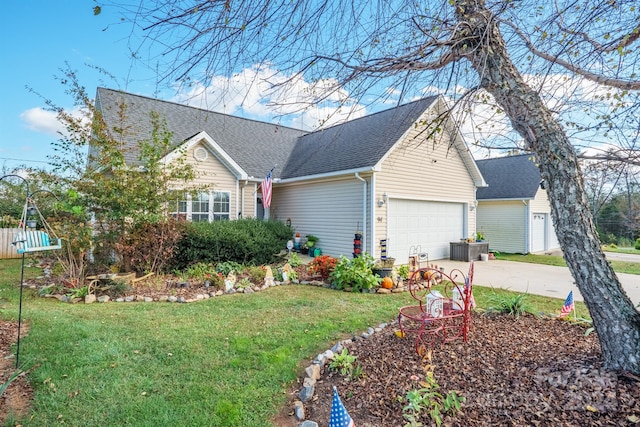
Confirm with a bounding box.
[0,258,588,426]
[601,245,640,255]
[496,252,640,275]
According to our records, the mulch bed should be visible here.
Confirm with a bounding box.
[288,313,640,426]
[0,321,33,425]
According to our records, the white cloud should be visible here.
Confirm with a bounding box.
[172,64,365,130]
[19,107,65,136]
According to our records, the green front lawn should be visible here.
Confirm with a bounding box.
[0,258,587,426]
[496,252,640,275]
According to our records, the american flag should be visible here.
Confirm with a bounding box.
[559,290,574,318]
[261,169,273,208]
[329,386,355,427]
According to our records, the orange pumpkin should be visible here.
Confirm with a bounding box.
[381,276,394,289]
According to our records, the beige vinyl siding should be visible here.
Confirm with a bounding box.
[181,142,247,220]
[530,188,552,213]
[272,176,369,257]
[477,201,528,253]
[374,118,477,259]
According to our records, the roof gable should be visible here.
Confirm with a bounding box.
[476,154,542,200]
[280,97,438,179]
[95,87,306,179]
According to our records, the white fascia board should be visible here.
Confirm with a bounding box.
[161,131,249,179]
[276,167,375,184]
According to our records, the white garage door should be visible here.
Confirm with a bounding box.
[387,199,465,261]
[532,213,547,252]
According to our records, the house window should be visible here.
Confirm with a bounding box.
[191,192,210,222]
[169,190,230,222]
[213,191,230,221]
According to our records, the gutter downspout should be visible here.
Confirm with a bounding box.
[241,180,248,218]
[523,199,530,253]
[355,173,367,255]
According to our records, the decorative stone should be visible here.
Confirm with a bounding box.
[377,288,391,294]
[97,295,110,303]
[115,297,125,302]
[303,376,316,387]
[392,288,406,293]
[244,287,254,294]
[176,296,186,303]
[294,401,305,421]
[298,385,315,402]
[305,364,321,380]
[299,421,318,427]
[331,342,343,354]
[144,297,153,302]
[215,290,224,296]
[196,294,205,300]
[158,295,169,302]
[85,294,97,304]
[135,295,145,302]
[168,296,178,303]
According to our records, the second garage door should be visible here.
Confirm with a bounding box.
[387,199,465,261]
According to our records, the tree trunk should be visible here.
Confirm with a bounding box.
[454,0,640,373]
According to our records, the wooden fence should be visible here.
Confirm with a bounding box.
[0,228,21,259]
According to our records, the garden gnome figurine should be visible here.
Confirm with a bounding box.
[282,263,292,284]
[224,271,236,292]
[264,266,275,287]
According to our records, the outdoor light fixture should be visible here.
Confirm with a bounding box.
[378,193,388,207]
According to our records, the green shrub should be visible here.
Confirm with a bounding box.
[635,238,640,251]
[246,265,266,283]
[487,291,533,318]
[183,262,218,281]
[330,254,380,292]
[170,218,291,269]
[216,261,244,276]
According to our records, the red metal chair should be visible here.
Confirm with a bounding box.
[398,262,475,354]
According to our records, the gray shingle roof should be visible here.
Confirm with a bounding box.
[475,154,542,200]
[280,97,438,179]
[95,88,306,179]
[95,88,438,180]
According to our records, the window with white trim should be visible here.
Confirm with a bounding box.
[169,190,231,222]
[213,191,230,221]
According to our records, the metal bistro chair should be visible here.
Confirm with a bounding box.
[398,262,475,355]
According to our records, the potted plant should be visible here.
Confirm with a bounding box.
[305,235,318,248]
[372,257,395,278]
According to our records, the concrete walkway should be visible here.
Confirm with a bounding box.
[434,256,640,306]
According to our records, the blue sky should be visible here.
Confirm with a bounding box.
[0,2,377,172]
[0,2,619,173]
[0,2,152,171]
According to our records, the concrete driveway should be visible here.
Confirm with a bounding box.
[434,254,640,306]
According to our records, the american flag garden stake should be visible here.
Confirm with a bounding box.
[329,386,355,427]
[559,290,575,320]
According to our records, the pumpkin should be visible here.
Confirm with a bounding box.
[381,276,394,289]
[423,270,434,280]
